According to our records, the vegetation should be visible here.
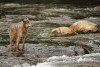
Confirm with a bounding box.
[48,33,56,37]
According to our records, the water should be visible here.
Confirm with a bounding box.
[0,3,100,44]
[0,3,100,67]
[12,53,100,67]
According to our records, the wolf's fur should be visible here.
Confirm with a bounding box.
[9,18,32,51]
[70,20,99,33]
[50,27,75,36]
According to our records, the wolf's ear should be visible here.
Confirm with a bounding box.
[22,17,29,22]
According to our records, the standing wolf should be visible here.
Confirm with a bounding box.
[9,17,32,51]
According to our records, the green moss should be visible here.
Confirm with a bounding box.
[92,27,98,32]
[48,33,56,37]
[83,29,88,33]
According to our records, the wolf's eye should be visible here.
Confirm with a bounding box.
[25,21,29,24]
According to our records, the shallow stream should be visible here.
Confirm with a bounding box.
[0,3,100,67]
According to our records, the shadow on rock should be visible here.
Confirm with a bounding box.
[8,50,24,57]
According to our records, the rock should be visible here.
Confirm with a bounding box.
[0,57,25,67]
[22,63,31,67]
[24,44,85,57]
[8,51,24,57]
[0,46,8,53]
[86,40,100,53]
[0,62,10,67]
[12,65,22,67]
[23,54,39,64]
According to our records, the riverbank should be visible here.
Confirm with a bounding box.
[0,3,100,67]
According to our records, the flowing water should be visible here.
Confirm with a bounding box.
[0,3,100,67]
[13,53,100,67]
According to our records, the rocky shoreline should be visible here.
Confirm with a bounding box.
[0,3,100,67]
[0,37,100,67]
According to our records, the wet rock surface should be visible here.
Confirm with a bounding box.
[0,3,100,67]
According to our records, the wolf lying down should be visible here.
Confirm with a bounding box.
[49,20,100,36]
